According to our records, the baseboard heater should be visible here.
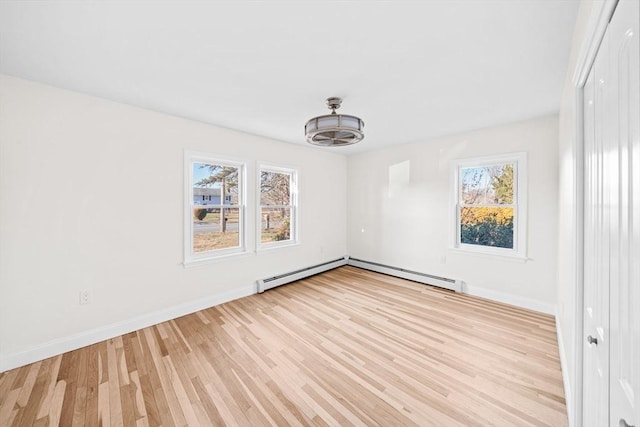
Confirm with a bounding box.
[257,256,348,293]
[347,257,463,292]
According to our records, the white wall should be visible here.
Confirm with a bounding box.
[347,115,559,313]
[0,75,347,370]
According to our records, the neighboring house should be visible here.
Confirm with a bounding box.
[193,187,231,206]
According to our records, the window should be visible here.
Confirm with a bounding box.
[453,153,527,258]
[185,153,245,263]
[259,165,297,248]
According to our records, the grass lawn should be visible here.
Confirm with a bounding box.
[261,229,281,243]
[194,232,239,252]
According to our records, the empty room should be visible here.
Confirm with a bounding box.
[0,1,638,426]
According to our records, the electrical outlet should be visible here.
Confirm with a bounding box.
[79,290,91,305]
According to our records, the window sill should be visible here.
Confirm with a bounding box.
[183,250,253,268]
[257,240,300,252]
[448,247,529,263]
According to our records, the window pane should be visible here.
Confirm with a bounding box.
[193,162,240,205]
[460,207,514,249]
[193,207,240,252]
[260,171,290,206]
[261,207,291,243]
[460,164,514,205]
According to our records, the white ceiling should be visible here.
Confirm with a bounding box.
[0,1,580,154]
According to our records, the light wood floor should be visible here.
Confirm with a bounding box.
[0,266,567,426]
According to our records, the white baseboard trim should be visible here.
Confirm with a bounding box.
[464,284,555,315]
[556,314,575,427]
[0,284,255,372]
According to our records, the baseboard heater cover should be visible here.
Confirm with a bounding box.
[347,257,463,292]
[257,256,349,293]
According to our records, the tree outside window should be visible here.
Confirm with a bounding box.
[259,166,297,246]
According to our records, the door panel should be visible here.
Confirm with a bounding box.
[608,1,640,426]
[583,34,611,427]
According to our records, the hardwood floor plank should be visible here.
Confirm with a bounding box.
[97,380,110,426]
[83,345,99,427]
[161,356,199,426]
[191,375,224,425]
[0,388,19,426]
[16,362,41,408]
[47,379,66,427]
[136,332,167,425]
[0,370,19,407]
[70,348,89,427]
[0,266,567,426]
[137,373,160,426]
[13,361,46,426]
[106,339,124,427]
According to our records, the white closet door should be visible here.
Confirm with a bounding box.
[583,28,611,426]
[608,0,640,426]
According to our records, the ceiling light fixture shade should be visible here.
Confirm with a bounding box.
[305,97,364,147]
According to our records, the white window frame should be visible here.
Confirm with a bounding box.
[451,152,527,260]
[257,163,298,250]
[184,151,247,265]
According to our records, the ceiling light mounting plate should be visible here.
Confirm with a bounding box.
[326,97,342,113]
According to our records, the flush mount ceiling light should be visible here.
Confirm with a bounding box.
[305,97,364,147]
